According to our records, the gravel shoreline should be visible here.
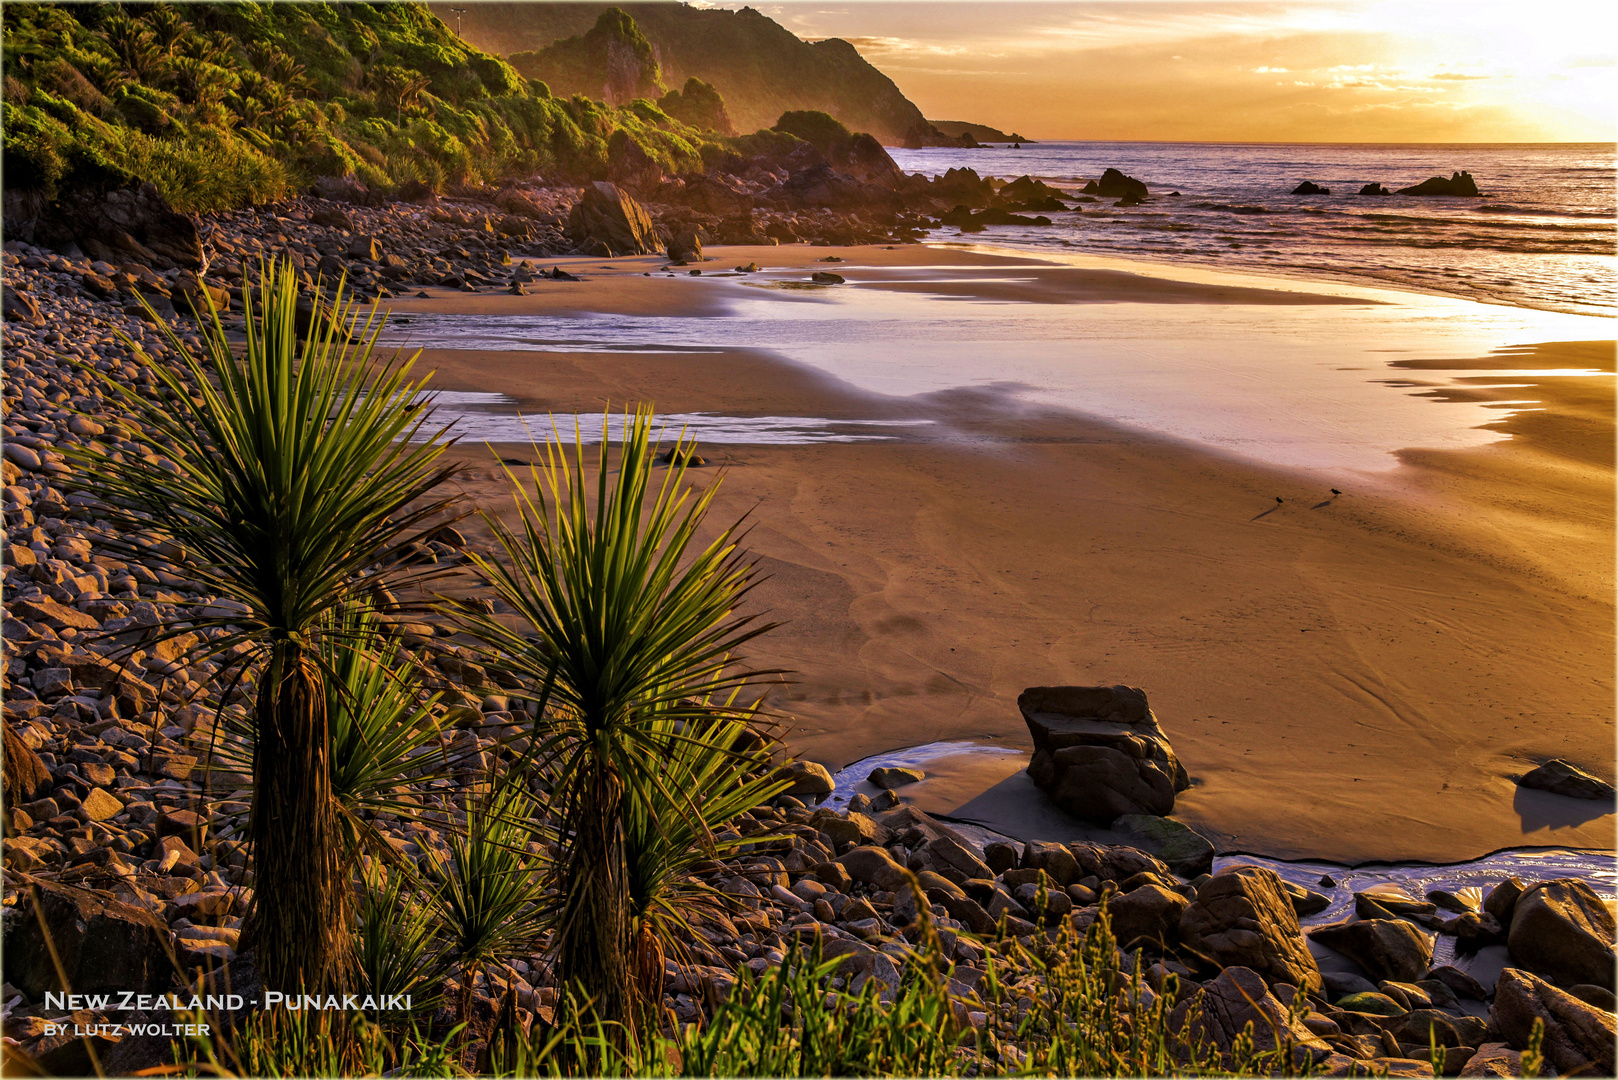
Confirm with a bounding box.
[2,193,1613,1077]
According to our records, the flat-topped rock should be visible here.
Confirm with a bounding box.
[1021,685,1190,820]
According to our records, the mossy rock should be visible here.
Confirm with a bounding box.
[1111,814,1215,878]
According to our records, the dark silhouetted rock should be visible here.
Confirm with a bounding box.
[1518,759,1615,800]
[1491,967,1615,1076]
[566,181,660,256]
[45,183,203,269]
[1292,181,1331,195]
[1507,878,1616,989]
[1081,168,1149,200]
[1398,171,1480,197]
[1180,864,1322,993]
[1,879,174,998]
[666,227,704,263]
[1359,183,1392,196]
[1022,685,1190,820]
[1309,918,1433,983]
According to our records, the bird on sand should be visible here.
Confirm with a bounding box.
[1331,488,1342,496]
[1275,496,1284,505]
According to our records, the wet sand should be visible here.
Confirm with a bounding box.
[387,246,1615,865]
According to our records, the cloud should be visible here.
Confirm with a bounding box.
[1430,71,1490,81]
[1252,65,1288,73]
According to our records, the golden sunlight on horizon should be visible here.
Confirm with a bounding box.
[716,0,1618,143]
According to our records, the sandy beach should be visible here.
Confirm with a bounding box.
[385,244,1614,866]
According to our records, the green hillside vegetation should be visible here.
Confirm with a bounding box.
[0,1,724,214]
[658,77,735,137]
[438,1,953,146]
[505,7,662,106]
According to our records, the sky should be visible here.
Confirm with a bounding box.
[698,0,1618,143]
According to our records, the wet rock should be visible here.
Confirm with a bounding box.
[868,766,923,789]
[1506,878,1616,989]
[1170,966,1333,1066]
[1292,181,1331,195]
[1111,813,1215,877]
[1491,967,1615,1076]
[1,878,174,998]
[1021,685,1190,820]
[1081,169,1149,200]
[1179,864,1322,993]
[810,271,845,284]
[1398,172,1480,197]
[566,182,660,257]
[1517,759,1615,800]
[774,758,834,796]
[1359,183,1393,196]
[1309,918,1433,984]
[666,228,703,263]
[1484,877,1527,927]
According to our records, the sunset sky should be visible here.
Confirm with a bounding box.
[713,1,1618,143]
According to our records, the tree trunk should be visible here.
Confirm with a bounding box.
[556,763,635,1031]
[248,642,354,994]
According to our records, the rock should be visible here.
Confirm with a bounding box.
[1484,877,1527,927]
[347,236,383,261]
[984,841,1021,874]
[1428,964,1490,1002]
[1323,971,1379,998]
[1309,919,1433,984]
[809,808,890,848]
[1280,880,1333,918]
[1081,168,1149,200]
[80,788,124,822]
[3,442,42,471]
[12,596,98,632]
[1569,982,1616,1010]
[311,206,354,230]
[1020,840,1080,886]
[868,766,924,789]
[2,285,44,325]
[838,845,909,891]
[1398,172,1480,197]
[1179,864,1322,992]
[924,835,992,882]
[566,182,660,257]
[1456,1043,1521,1077]
[1336,991,1407,1016]
[1506,878,1616,989]
[1170,966,1333,1066]
[1021,685,1190,821]
[1108,883,1188,947]
[1491,967,1615,1076]
[1292,181,1331,195]
[1383,1008,1464,1048]
[1,879,174,997]
[3,722,53,810]
[43,183,203,269]
[1359,183,1393,196]
[774,759,834,796]
[1111,814,1215,877]
[810,271,845,284]
[666,228,703,263]
[1518,759,1615,800]
[1067,841,1172,884]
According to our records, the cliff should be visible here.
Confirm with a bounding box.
[439,2,963,147]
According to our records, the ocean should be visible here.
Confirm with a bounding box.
[886,141,1617,318]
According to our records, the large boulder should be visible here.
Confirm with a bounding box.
[2,879,174,998]
[1067,841,1172,884]
[1081,168,1149,200]
[1397,171,1480,197]
[1179,865,1322,993]
[1108,883,1188,947]
[1169,966,1333,1067]
[773,758,834,797]
[38,183,203,270]
[1506,878,1616,989]
[1491,967,1615,1077]
[566,182,660,256]
[1308,918,1433,984]
[1517,759,1615,800]
[1021,685,1189,820]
